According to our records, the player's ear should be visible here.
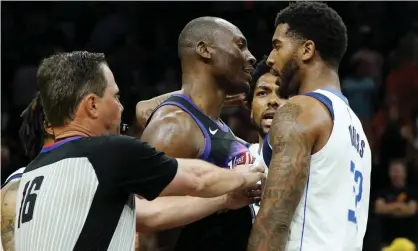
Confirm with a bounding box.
[250,109,253,120]
[196,41,212,60]
[300,40,315,62]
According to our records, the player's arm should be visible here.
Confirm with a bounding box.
[248,96,321,251]
[1,181,20,251]
[135,195,226,233]
[134,107,262,232]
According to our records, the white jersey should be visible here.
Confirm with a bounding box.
[261,89,371,251]
[248,143,269,216]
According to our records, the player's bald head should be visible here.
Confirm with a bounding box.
[178,16,240,59]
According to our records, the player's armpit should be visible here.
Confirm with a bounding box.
[248,98,318,251]
[1,181,20,251]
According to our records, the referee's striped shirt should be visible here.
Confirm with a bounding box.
[14,135,178,251]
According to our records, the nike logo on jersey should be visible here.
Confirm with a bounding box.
[209,128,218,135]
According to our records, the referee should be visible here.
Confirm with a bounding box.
[14,51,264,251]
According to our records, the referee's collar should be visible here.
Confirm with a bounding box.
[41,136,84,153]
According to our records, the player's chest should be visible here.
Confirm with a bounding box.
[208,137,254,169]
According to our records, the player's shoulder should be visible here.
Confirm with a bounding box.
[145,105,201,136]
[279,95,331,129]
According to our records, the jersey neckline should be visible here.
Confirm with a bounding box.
[41,136,84,153]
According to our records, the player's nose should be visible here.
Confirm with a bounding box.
[246,51,256,66]
[267,50,275,67]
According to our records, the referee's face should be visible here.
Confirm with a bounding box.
[98,64,124,136]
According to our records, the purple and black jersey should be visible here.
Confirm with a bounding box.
[147,94,255,251]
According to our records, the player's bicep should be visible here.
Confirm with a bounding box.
[266,99,316,189]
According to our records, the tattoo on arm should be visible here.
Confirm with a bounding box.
[248,103,312,251]
[1,182,20,251]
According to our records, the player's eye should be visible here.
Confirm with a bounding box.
[256,91,267,97]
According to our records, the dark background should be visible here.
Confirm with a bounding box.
[1,2,418,250]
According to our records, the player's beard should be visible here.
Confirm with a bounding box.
[278,57,300,99]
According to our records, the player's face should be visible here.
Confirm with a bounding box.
[251,73,286,137]
[267,24,302,99]
[97,64,124,136]
[211,25,256,95]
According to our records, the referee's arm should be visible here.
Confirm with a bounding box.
[112,136,264,201]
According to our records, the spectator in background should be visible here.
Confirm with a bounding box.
[385,31,418,124]
[375,159,418,244]
[375,98,410,170]
[351,25,384,87]
[342,57,376,125]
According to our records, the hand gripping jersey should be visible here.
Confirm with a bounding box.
[261,89,372,251]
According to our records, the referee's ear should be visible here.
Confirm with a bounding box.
[84,94,100,119]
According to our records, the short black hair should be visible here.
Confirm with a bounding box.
[37,51,108,126]
[247,56,270,108]
[19,92,46,160]
[275,2,347,67]
[178,17,226,58]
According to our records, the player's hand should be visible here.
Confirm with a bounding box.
[224,94,248,108]
[224,183,263,210]
[235,164,266,189]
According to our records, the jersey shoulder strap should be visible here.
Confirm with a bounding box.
[145,94,213,160]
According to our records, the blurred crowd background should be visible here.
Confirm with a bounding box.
[1,2,418,250]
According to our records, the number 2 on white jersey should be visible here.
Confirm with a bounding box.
[348,161,363,225]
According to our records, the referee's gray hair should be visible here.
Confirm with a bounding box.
[37,51,108,127]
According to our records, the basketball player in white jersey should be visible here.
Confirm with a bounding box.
[247,2,372,251]
[1,93,53,251]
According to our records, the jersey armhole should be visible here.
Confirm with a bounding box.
[302,92,334,121]
[151,102,212,161]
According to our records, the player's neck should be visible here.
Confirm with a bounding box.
[181,72,226,120]
[299,64,341,94]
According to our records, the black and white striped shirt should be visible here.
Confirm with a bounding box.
[15,135,178,251]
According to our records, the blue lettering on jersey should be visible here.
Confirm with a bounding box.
[348,161,363,227]
[348,125,365,158]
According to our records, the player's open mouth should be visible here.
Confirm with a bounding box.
[262,110,276,126]
[243,67,254,80]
